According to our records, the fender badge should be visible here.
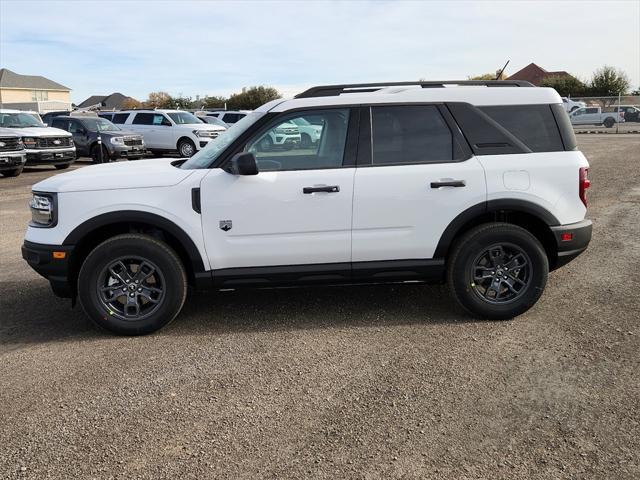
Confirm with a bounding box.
[219,220,232,232]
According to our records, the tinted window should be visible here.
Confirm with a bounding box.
[586,108,599,114]
[480,105,564,153]
[245,109,349,171]
[51,118,66,130]
[132,113,167,125]
[112,113,129,124]
[68,120,84,134]
[222,113,245,123]
[98,113,113,121]
[371,106,453,165]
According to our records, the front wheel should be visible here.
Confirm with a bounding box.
[77,234,187,335]
[178,139,196,157]
[54,163,71,170]
[447,223,548,320]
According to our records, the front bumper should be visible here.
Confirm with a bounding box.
[22,240,74,297]
[0,152,27,170]
[551,219,592,269]
[109,143,146,159]
[25,147,76,165]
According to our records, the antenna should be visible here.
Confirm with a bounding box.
[496,60,510,80]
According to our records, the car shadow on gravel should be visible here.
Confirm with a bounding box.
[0,280,472,348]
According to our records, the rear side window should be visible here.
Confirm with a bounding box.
[371,105,453,165]
[51,118,67,130]
[132,113,167,125]
[98,113,113,121]
[112,113,129,124]
[479,105,564,153]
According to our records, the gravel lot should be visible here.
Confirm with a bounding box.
[1,138,639,479]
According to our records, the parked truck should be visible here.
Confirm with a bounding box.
[569,107,624,128]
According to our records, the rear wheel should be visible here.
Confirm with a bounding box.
[1,166,23,177]
[77,234,188,335]
[604,117,615,128]
[447,223,548,320]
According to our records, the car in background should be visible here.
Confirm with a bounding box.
[0,128,26,177]
[201,110,251,124]
[569,107,624,128]
[561,97,586,112]
[611,105,640,122]
[51,116,145,163]
[290,116,323,148]
[100,110,225,157]
[0,109,75,169]
[251,120,301,151]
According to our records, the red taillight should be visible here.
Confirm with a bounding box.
[560,233,574,242]
[579,167,591,207]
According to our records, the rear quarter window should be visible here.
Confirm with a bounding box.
[479,105,565,153]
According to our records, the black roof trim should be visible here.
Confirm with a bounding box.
[295,81,535,98]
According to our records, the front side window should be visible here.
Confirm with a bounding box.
[371,105,453,165]
[68,120,84,134]
[244,109,349,172]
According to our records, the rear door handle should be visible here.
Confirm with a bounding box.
[430,180,466,188]
[303,185,340,194]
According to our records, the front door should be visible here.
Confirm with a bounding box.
[352,105,486,263]
[200,108,356,277]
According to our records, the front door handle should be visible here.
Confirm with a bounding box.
[430,180,466,188]
[303,185,340,194]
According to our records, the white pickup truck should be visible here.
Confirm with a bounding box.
[561,97,585,112]
[569,106,625,128]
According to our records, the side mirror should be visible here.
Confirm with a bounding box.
[228,152,259,176]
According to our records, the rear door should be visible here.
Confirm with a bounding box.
[130,113,172,149]
[352,105,486,263]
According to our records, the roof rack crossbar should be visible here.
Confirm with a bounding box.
[295,80,534,98]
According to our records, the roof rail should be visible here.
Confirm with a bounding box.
[295,80,535,98]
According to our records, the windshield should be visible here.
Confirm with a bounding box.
[167,112,202,124]
[202,116,228,127]
[0,112,44,128]
[82,118,121,132]
[181,112,266,169]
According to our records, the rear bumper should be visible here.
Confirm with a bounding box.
[22,240,74,297]
[551,219,592,269]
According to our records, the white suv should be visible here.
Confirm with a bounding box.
[100,110,226,157]
[22,81,592,335]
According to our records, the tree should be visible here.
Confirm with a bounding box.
[588,66,631,97]
[120,97,142,110]
[540,75,587,97]
[226,86,282,110]
[201,95,227,110]
[468,72,508,81]
[144,91,174,109]
[172,95,195,109]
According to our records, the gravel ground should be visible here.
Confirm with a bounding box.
[1,139,639,479]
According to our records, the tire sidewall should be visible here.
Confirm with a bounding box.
[450,226,548,319]
[179,139,196,157]
[78,236,186,335]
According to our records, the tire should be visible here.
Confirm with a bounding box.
[77,233,188,335]
[603,117,615,128]
[570,106,579,112]
[1,166,23,177]
[91,144,110,163]
[54,163,71,170]
[447,223,548,320]
[178,139,196,157]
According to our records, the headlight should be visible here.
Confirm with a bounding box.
[110,137,125,145]
[29,193,56,227]
[69,138,75,146]
[193,130,216,138]
[22,137,36,148]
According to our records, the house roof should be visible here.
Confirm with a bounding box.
[509,63,572,86]
[0,68,71,91]
[78,92,136,109]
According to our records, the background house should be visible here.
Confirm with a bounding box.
[78,92,138,110]
[0,68,72,112]
[508,62,573,86]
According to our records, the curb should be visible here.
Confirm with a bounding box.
[575,130,640,134]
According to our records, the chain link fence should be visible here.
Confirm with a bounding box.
[564,95,640,134]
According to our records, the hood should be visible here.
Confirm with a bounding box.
[6,126,72,137]
[33,158,196,193]
[189,123,226,131]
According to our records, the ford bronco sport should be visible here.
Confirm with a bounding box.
[22,81,592,335]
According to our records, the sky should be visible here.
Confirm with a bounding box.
[1,0,638,104]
